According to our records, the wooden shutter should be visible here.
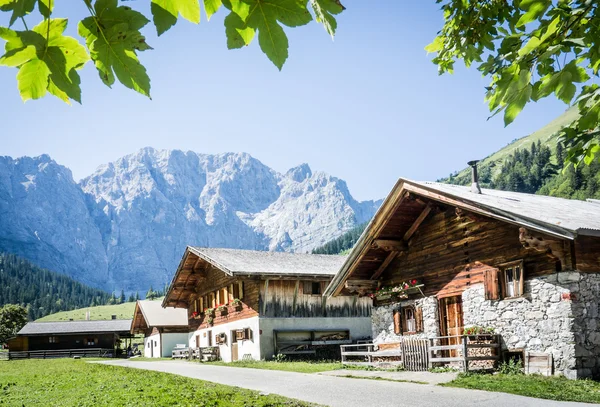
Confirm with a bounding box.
[484,268,500,300]
[303,281,312,294]
[415,306,424,333]
[393,309,403,335]
[233,282,240,299]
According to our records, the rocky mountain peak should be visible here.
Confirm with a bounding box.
[0,150,379,293]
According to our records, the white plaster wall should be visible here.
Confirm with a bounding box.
[160,333,190,358]
[189,316,260,363]
[259,317,372,360]
[144,333,161,358]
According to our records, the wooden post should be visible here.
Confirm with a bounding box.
[262,279,269,315]
[462,336,469,372]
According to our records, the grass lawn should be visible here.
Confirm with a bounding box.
[445,372,600,404]
[206,360,344,374]
[35,298,162,322]
[0,359,315,407]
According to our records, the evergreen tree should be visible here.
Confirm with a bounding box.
[119,289,126,304]
[0,253,111,320]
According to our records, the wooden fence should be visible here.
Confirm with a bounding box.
[428,334,500,371]
[8,348,114,360]
[340,337,429,371]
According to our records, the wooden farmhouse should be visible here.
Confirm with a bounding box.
[325,176,600,378]
[162,247,372,362]
[130,300,188,358]
[7,319,133,359]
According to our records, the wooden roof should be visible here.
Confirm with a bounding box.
[325,178,600,297]
[162,247,347,308]
[130,300,188,334]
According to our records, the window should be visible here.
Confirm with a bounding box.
[86,338,96,346]
[303,281,321,295]
[236,328,252,341]
[501,261,524,298]
[403,307,416,333]
[484,260,525,300]
[48,336,59,343]
[393,306,423,335]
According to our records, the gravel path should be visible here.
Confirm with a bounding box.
[99,360,595,407]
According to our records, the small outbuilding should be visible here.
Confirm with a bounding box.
[130,300,189,358]
[8,319,133,358]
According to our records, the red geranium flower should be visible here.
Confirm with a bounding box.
[411,279,417,285]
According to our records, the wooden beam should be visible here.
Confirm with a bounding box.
[372,239,407,252]
[403,203,433,242]
[345,279,378,295]
[192,257,202,272]
[370,251,399,280]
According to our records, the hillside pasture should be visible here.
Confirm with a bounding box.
[36,298,163,322]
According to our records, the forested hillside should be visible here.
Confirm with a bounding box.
[440,107,600,200]
[312,222,368,255]
[442,139,600,200]
[0,253,112,320]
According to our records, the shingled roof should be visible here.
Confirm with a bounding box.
[18,320,133,336]
[131,300,188,334]
[187,247,347,276]
[410,180,600,238]
[163,247,347,308]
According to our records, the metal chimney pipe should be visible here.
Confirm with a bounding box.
[467,160,482,194]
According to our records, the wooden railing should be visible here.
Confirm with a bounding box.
[341,334,499,372]
[341,337,429,371]
[0,352,8,361]
[8,348,114,360]
[428,334,500,371]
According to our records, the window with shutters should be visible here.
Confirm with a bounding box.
[393,306,424,335]
[500,260,524,298]
[484,261,524,300]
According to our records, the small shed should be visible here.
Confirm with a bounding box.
[9,319,133,357]
[131,300,189,358]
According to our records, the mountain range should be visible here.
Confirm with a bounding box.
[0,148,379,293]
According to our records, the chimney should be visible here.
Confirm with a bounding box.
[111,314,117,320]
[467,160,482,194]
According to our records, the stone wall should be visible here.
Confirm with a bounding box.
[462,271,600,379]
[371,271,600,378]
[571,273,600,378]
[372,296,439,344]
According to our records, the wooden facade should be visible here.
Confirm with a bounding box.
[328,179,600,299]
[164,249,370,331]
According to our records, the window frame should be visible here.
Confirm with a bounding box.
[303,281,322,296]
[499,260,525,299]
[402,306,417,334]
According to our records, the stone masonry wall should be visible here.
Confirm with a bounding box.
[371,272,600,378]
[372,296,439,343]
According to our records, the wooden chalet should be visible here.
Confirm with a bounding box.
[163,247,372,362]
[130,300,188,358]
[325,176,600,378]
[7,319,133,359]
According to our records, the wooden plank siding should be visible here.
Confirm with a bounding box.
[378,207,561,298]
[259,279,371,318]
[575,235,600,272]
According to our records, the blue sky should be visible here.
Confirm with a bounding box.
[0,1,568,201]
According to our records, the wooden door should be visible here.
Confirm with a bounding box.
[439,296,464,357]
[230,330,239,361]
[196,335,200,349]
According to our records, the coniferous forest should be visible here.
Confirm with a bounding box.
[312,222,368,255]
[443,140,600,200]
[0,253,112,320]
